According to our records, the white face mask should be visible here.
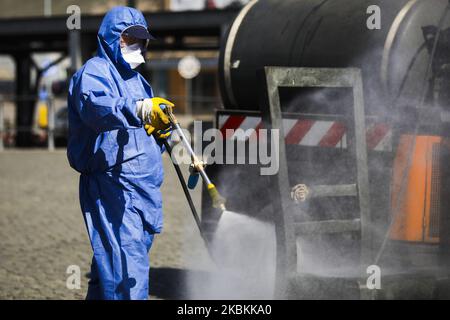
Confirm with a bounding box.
[121,42,145,69]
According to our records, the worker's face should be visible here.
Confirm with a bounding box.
[120,34,146,49]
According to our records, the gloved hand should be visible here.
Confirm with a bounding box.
[145,124,172,140]
[136,97,175,136]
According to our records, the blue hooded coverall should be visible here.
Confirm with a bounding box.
[67,7,164,300]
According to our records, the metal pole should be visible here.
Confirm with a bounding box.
[259,67,297,299]
[0,97,4,152]
[47,96,54,151]
[186,78,192,115]
[44,0,52,17]
[162,140,217,263]
[172,121,213,186]
[68,30,82,76]
[14,54,34,147]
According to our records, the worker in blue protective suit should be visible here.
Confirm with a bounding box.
[67,6,175,300]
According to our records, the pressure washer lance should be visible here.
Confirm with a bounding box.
[160,104,227,265]
[163,104,227,213]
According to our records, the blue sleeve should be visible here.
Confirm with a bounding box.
[77,70,143,133]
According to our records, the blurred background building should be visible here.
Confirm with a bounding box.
[0,0,248,147]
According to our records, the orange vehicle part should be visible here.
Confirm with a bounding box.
[390,135,443,244]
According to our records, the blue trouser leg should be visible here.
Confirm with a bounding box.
[80,172,159,300]
[83,208,155,300]
[86,257,101,300]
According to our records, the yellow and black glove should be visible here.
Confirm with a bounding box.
[137,97,175,139]
[145,124,172,140]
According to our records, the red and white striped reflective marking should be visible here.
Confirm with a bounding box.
[218,114,392,151]
[366,122,392,151]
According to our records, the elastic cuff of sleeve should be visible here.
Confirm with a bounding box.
[143,98,153,112]
[135,100,144,121]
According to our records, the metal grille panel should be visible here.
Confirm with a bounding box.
[429,144,441,238]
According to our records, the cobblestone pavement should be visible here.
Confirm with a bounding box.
[0,150,213,299]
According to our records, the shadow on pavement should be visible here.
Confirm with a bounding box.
[149,267,212,300]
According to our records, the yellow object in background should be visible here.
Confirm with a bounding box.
[37,103,48,129]
[390,135,443,243]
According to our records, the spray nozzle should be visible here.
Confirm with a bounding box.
[207,183,227,212]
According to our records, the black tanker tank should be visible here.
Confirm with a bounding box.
[204,0,450,299]
[219,0,450,113]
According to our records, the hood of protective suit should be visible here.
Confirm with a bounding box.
[97,6,148,72]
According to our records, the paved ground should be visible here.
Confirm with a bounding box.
[0,150,214,299]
